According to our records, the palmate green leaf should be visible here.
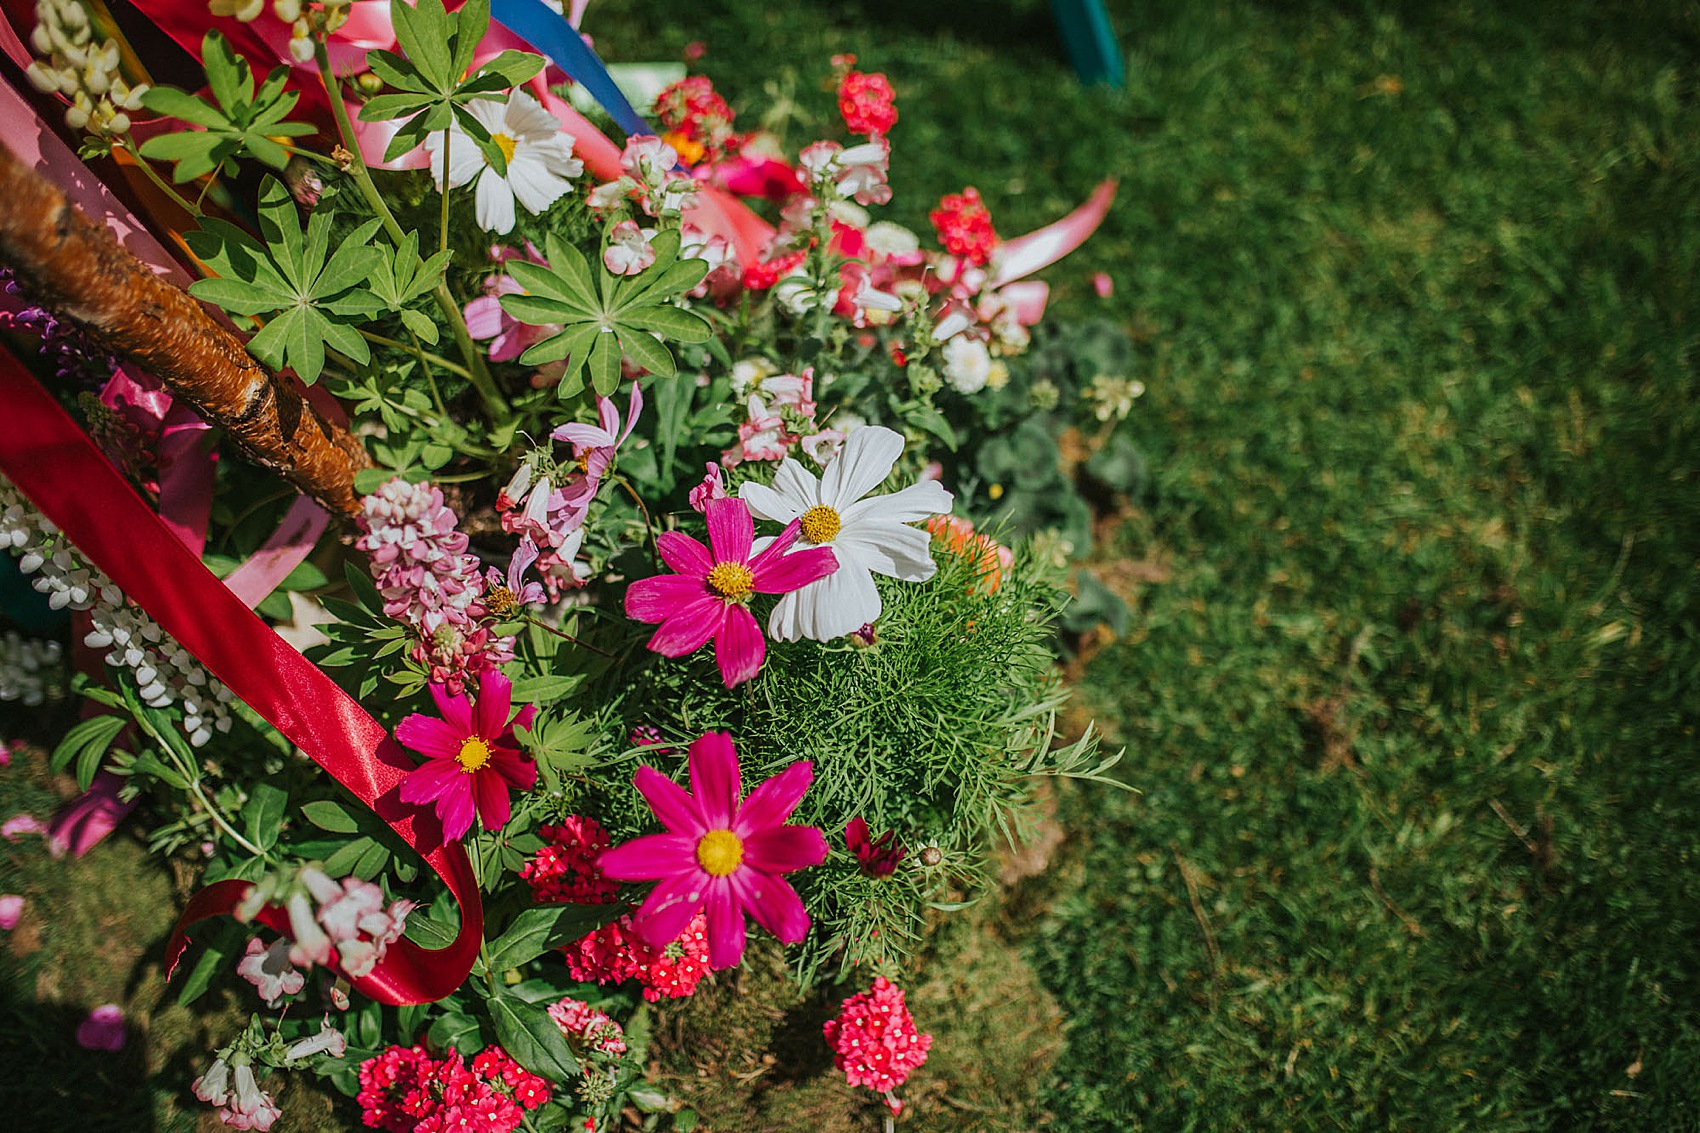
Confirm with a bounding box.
[138,32,312,180]
[505,261,595,313]
[498,293,582,325]
[616,325,676,377]
[618,304,713,343]
[186,276,287,317]
[588,330,622,395]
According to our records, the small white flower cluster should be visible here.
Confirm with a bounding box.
[0,632,62,706]
[24,0,148,137]
[209,0,352,64]
[0,476,234,745]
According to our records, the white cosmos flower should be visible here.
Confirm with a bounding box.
[425,90,584,235]
[739,426,952,642]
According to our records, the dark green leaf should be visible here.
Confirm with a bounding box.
[489,992,580,1081]
[301,799,362,833]
[243,781,288,851]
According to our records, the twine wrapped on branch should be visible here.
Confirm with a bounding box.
[0,141,369,515]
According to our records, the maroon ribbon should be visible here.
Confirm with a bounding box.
[0,348,482,1005]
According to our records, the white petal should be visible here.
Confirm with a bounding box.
[505,89,562,140]
[771,458,823,509]
[474,169,517,234]
[739,481,801,523]
[836,524,937,582]
[842,479,953,528]
[775,553,881,642]
[506,152,571,214]
[821,426,903,510]
[526,133,585,179]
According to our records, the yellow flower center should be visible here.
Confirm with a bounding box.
[493,133,518,165]
[799,504,841,544]
[696,829,743,876]
[456,736,492,773]
[705,561,755,600]
[484,585,516,617]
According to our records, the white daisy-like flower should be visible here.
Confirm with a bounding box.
[739,426,952,642]
[425,90,584,234]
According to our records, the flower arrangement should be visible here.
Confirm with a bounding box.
[0,0,1136,1126]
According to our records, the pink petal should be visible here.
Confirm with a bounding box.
[752,545,838,595]
[739,823,827,875]
[626,573,710,623]
[704,877,746,968]
[746,518,803,573]
[550,421,615,449]
[395,714,465,760]
[472,671,513,740]
[471,768,512,833]
[428,681,474,736]
[597,393,620,438]
[0,894,22,930]
[632,764,709,837]
[618,381,644,445]
[598,831,698,880]
[510,702,537,735]
[398,757,462,805]
[704,497,753,564]
[732,870,811,944]
[2,814,48,841]
[656,531,713,576]
[435,779,476,842]
[687,732,742,829]
[713,604,766,688]
[631,870,709,948]
[489,748,537,791]
[735,761,815,833]
[646,597,726,658]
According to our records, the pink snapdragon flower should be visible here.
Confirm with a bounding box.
[397,671,538,842]
[687,463,727,513]
[237,937,304,1007]
[550,382,643,507]
[624,497,837,687]
[599,731,828,968]
[300,870,416,980]
[602,220,657,275]
[195,1056,282,1131]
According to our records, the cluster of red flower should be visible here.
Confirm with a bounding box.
[356,1044,549,1133]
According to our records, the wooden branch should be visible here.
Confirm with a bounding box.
[0,141,370,516]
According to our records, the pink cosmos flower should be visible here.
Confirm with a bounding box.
[624,497,838,688]
[599,731,828,968]
[396,671,538,842]
[76,1004,126,1051]
[846,817,905,877]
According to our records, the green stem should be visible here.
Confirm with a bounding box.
[439,127,452,259]
[119,138,203,218]
[406,328,452,418]
[522,615,615,659]
[358,328,475,381]
[312,40,508,423]
[611,472,660,567]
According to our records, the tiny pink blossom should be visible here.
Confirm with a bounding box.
[396,670,538,843]
[800,428,847,467]
[624,497,837,688]
[1093,271,1114,298]
[0,894,22,929]
[599,731,828,968]
[2,813,44,840]
[603,220,656,275]
[76,1004,126,1051]
[687,463,727,514]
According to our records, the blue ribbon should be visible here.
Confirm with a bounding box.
[490,0,653,139]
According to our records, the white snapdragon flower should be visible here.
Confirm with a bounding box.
[425,90,584,234]
[739,426,951,641]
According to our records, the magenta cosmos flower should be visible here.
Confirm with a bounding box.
[626,496,837,687]
[600,731,827,968]
[396,671,537,842]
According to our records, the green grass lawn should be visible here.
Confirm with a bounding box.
[6,0,1700,1129]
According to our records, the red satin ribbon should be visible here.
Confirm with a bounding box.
[0,349,482,1005]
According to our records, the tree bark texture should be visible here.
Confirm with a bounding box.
[0,140,370,515]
